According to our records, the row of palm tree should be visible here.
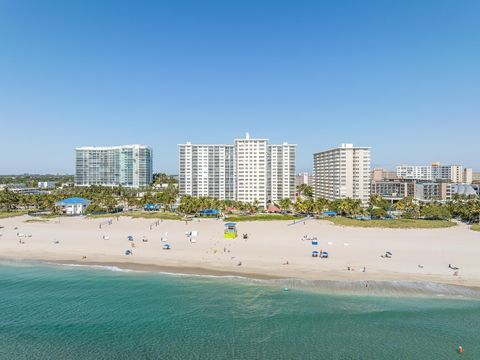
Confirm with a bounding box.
[0,184,180,214]
[279,196,363,216]
[1,185,479,223]
[176,196,259,215]
[279,194,480,222]
[447,196,480,223]
[369,195,480,221]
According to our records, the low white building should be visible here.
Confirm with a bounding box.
[38,181,56,189]
[55,197,91,215]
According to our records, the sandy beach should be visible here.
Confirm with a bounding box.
[0,215,479,287]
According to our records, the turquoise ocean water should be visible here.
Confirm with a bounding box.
[0,261,479,359]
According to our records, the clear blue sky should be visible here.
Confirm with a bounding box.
[1,0,479,174]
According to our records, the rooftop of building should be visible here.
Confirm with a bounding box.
[76,145,151,150]
[179,133,296,146]
[55,197,91,205]
[314,144,371,154]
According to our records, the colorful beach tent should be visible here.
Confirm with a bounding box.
[322,211,337,216]
[199,209,220,216]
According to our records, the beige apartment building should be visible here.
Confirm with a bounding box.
[313,144,371,204]
[372,168,397,182]
[473,172,480,184]
[295,172,313,187]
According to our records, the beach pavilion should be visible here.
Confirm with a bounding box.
[55,197,91,215]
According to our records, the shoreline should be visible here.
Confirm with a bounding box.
[3,257,480,300]
[46,258,282,280]
[2,252,480,287]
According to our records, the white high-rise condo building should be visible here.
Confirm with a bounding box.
[75,145,153,188]
[396,165,432,180]
[396,163,472,183]
[179,134,296,207]
[178,143,235,200]
[234,135,269,206]
[313,144,371,204]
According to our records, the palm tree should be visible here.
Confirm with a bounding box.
[247,200,260,214]
[294,197,308,214]
[314,198,330,214]
[330,199,348,216]
[0,189,19,212]
[297,184,314,198]
[279,198,292,211]
[330,198,362,217]
[369,194,389,210]
[178,195,195,214]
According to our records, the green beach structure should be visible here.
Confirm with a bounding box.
[224,222,237,239]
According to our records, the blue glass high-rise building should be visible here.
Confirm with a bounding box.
[75,145,153,188]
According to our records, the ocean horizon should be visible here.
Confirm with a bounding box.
[1,260,479,359]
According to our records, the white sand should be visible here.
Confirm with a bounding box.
[0,216,479,286]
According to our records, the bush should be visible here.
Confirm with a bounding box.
[420,205,452,220]
[370,208,387,219]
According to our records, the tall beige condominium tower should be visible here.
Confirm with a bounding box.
[313,144,371,204]
[464,168,473,184]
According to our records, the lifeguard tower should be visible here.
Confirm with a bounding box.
[224,222,237,239]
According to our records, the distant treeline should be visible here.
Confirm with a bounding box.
[0,175,74,187]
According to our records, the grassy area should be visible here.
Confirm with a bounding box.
[24,218,50,223]
[32,213,62,219]
[0,210,29,219]
[472,224,480,232]
[323,217,456,229]
[225,214,298,222]
[88,211,182,220]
